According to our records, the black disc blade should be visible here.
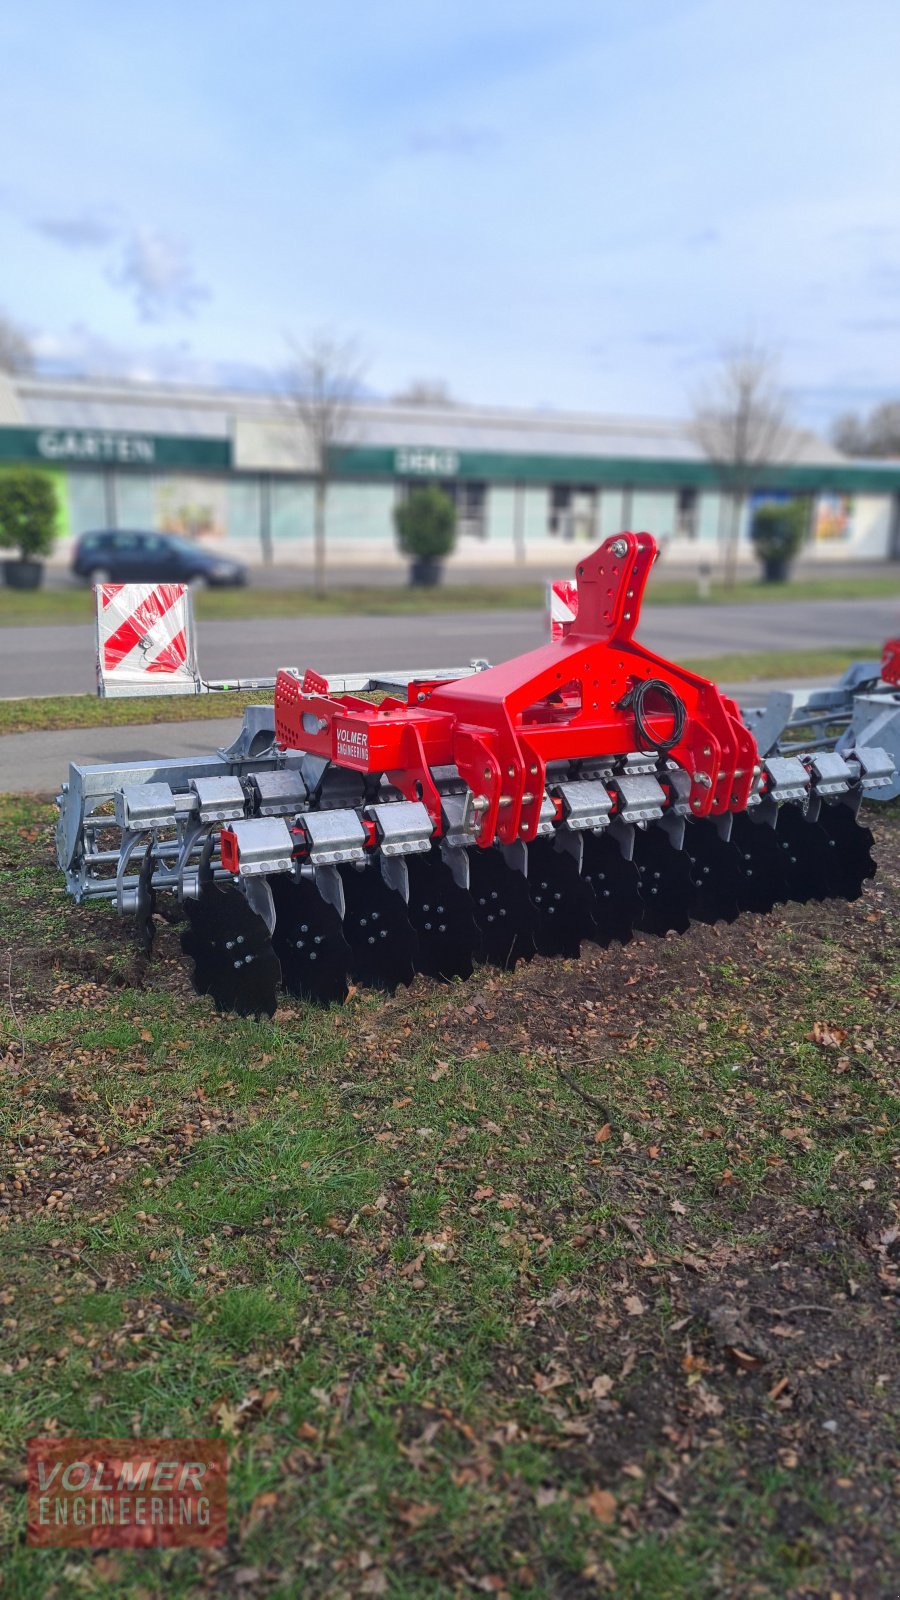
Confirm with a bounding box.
[814,803,877,902]
[405,849,478,982]
[467,847,537,969]
[526,838,596,957]
[580,830,641,948]
[771,805,836,904]
[136,849,157,954]
[181,883,281,1018]
[730,812,790,913]
[339,864,419,992]
[682,819,744,925]
[632,825,694,936]
[270,875,351,1004]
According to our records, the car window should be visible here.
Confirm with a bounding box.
[111,534,141,551]
[79,535,100,552]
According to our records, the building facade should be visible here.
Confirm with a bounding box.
[1,373,898,568]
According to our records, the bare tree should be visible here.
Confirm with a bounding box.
[283,329,366,597]
[0,311,34,374]
[832,401,900,458]
[692,341,793,586]
[392,378,455,407]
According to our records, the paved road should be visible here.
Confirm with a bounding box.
[0,676,835,794]
[0,596,893,700]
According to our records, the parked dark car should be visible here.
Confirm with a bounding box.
[72,530,247,587]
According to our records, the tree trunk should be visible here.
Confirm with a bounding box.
[723,491,743,589]
[313,477,327,599]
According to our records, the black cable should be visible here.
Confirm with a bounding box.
[617,677,687,754]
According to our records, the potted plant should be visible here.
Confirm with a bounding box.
[749,498,809,583]
[0,468,60,589]
[394,483,457,586]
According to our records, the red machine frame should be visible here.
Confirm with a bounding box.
[274,533,760,848]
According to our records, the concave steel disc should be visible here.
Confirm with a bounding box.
[632,824,694,936]
[339,863,419,992]
[729,813,790,913]
[181,883,281,1018]
[770,805,837,904]
[526,838,596,958]
[579,831,641,948]
[136,849,157,954]
[270,875,352,1004]
[811,803,877,902]
[467,846,537,969]
[405,850,479,983]
[682,819,745,925]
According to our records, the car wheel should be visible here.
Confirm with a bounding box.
[188,572,209,590]
[88,566,113,584]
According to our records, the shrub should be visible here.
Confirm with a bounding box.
[750,498,809,573]
[394,484,457,562]
[0,468,60,560]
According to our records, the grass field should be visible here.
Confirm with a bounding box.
[1,571,899,627]
[0,797,897,1597]
[0,645,880,736]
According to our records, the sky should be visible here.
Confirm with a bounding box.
[1,0,899,430]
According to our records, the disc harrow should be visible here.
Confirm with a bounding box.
[55,533,894,1018]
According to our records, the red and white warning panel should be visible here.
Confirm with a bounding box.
[95,583,200,698]
[547,579,578,641]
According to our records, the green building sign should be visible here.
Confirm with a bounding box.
[0,427,231,470]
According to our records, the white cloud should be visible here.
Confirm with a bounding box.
[32,207,209,323]
[109,227,210,322]
[35,209,120,249]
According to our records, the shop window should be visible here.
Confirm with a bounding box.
[676,487,699,539]
[549,485,596,540]
[400,479,487,539]
[450,480,487,540]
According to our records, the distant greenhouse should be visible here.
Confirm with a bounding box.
[1,371,898,569]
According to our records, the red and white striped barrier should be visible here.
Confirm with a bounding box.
[95,583,200,698]
[547,579,578,641]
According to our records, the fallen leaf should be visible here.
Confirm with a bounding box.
[584,1487,617,1525]
[623,1294,646,1317]
[727,1346,764,1370]
[533,1365,572,1394]
[594,1124,612,1143]
[590,1374,614,1399]
[809,1021,847,1048]
[394,1500,436,1528]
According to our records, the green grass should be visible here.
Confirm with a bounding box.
[0,643,880,735]
[0,796,897,1595]
[1,569,899,626]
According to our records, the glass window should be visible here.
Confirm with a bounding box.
[399,479,488,539]
[548,485,596,540]
[676,487,699,539]
[450,480,487,540]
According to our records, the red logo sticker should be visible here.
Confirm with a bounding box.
[27,1437,227,1548]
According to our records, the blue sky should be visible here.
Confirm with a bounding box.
[1,0,898,428]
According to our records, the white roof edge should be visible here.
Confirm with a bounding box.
[9,373,702,441]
